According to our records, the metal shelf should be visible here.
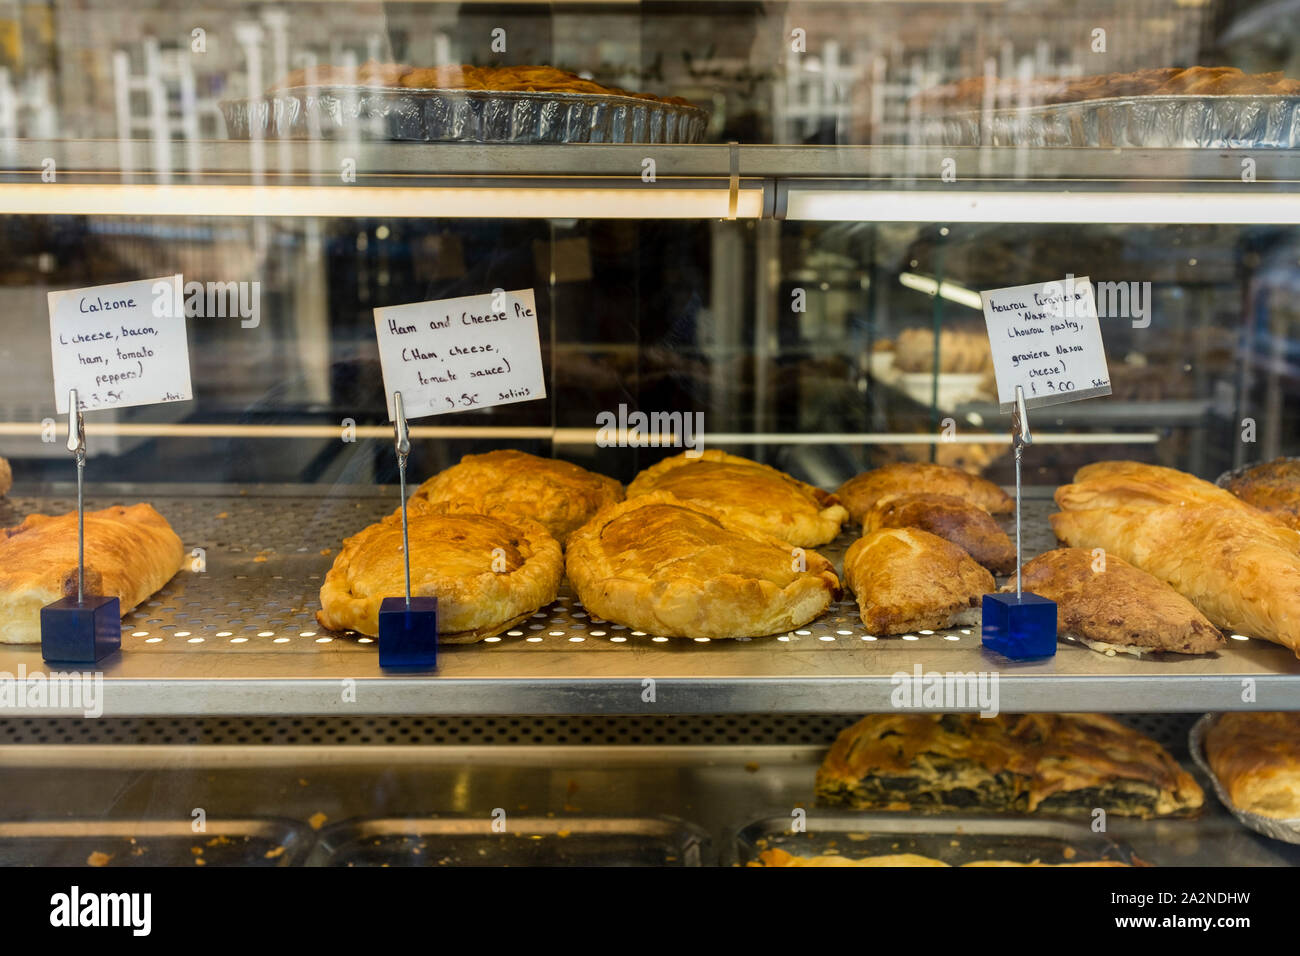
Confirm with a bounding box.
[1,141,1297,221]
[1,483,1297,717]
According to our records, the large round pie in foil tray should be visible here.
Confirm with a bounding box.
[221,86,710,145]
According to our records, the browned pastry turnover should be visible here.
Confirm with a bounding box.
[0,504,184,644]
[816,713,1203,818]
[843,527,993,635]
[861,493,1015,574]
[626,450,847,547]
[1222,458,1300,531]
[317,504,562,642]
[837,462,1012,525]
[1009,548,1223,656]
[565,492,840,639]
[1204,712,1300,820]
[754,848,1129,867]
[408,449,623,545]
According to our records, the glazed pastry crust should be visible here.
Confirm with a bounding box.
[1223,458,1300,531]
[1050,504,1300,658]
[816,713,1203,818]
[626,450,847,547]
[1056,460,1279,519]
[409,450,623,544]
[565,492,840,639]
[0,456,10,497]
[1205,712,1300,820]
[1009,548,1223,655]
[837,462,1013,525]
[862,493,1015,574]
[843,528,994,635]
[316,505,562,642]
[0,504,184,644]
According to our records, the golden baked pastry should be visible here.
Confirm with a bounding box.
[844,528,993,635]
[1009,548,1223,656]
[816,713,1203,818]
[1050,504,1300,658]
[837,462,1012,525]
[565,492,839,639]
[1222,458,1300,531]
[1204,713,1300,820]
[0,456,10,497]
[316,505,562,642]
[861,493,1015,574]
[625,450,847,547]
[408,450,623,545]
[1055,460,1274,518]
[0,504,184,644]
[273,60,691,105]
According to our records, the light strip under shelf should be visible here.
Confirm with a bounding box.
[0,422,1157,444]
[0,184,763,219]
[784,189,1300,224]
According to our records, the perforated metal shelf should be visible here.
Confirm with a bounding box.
[1,484,1297,717]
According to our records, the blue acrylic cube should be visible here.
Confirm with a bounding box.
[40,595,121,664]
[982,592,1057,661]
[378,596,439,670]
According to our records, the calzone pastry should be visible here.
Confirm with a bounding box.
[816,713,1202,818]
[1050,504,1300,657]
[317,505,562,642]
[837,462,1012,525]
[1009,548,1223,656]
[626,450,847,547]
[1222,458,1300,531]
[565,492,840,639]
[843,528,993,635]
[0,504,184,644]
[409,450,623,545]
[1204,712,1300,820]
[860,493,1015,574]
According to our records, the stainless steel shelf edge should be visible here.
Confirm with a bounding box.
[2,670,1296,717]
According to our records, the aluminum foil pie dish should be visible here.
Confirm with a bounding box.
[221,86,710,144]
[1189,714,1300,845]
[926,94,1300,148]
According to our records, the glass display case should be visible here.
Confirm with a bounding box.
[0,0,1298,897]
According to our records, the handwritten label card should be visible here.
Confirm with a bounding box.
[980,276,1112,412]
[373,288,546,420]
[49,274,193,414]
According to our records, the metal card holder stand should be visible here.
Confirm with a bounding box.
[981,386,1057,660]
[40,389,121,664]
[376,392,439,670]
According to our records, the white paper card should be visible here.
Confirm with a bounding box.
[980,276,1112,412]
[373,288,546,421]
[49,274,193,414]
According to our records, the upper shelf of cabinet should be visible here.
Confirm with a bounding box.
[1,141,1298,222]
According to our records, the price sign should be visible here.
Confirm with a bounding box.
[373,288,546,420]
[980,276,1112,412]
[48,274,193,413]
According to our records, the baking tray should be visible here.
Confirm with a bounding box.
[929,95,1300,148]
[0,818,314,866]
[736,811,1142,866]
[221,86,709,144]
[312,815,708,866]
[1188,713,1300,845]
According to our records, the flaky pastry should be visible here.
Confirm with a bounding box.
[409,449,623,544]
[1204,712,1300,820]
[317,504,561,642]
[565,492,840,639]
[861,493,1015,574]
[837,462,1012,525]
[0,504,184,644]
[625,450,847,547]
